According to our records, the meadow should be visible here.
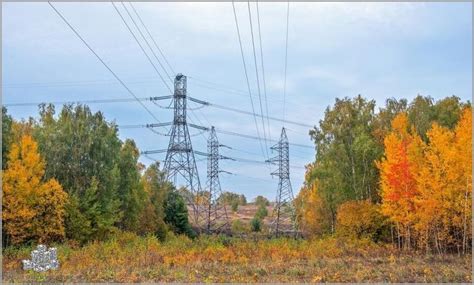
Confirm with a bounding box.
[2,232,471,283]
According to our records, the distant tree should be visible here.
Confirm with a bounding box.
[217,191,248,207]
[239,194,247,205]
[2,135,68,245]
[254,195,270,207]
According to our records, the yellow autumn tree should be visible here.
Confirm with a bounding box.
[416,123,455,252]
[416,107,472,253]
[295,164,332,236]
[377,113,425,249]
[2,135,68,245]
[453,107,472,254]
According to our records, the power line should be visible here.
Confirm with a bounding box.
[255,0,271,141]
[112,2,172,93]
[5,95,314,129]
[116,123,314,149]
[213,128,314,149]
[231,1,267,162]
[121,2,173,83]
[247,1,269,157]
[3,96,172,107]
[188,96,313,128]
[283,2,290,125]
[47,2,165,128]
[128,2,176,77]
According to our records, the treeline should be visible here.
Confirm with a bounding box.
[296,95,472,253]
[2,104,195,246]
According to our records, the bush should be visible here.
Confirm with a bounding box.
[336,200,388,242]
[255,204,268,220]
[250,217,262,232]
[231,200,239,212]
[231,219,248,234]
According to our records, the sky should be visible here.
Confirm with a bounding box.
[2,2,472,201]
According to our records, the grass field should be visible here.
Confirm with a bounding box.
[2,232,471,283]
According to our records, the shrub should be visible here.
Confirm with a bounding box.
[255,204,268,220]
[250,217,262,232]
[231,200,239,212]
[336,200,388,242]
[231,219,248,234]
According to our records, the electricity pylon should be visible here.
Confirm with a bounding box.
[205,126,232,234]
[267,127,297,236]
[163,73,203,227]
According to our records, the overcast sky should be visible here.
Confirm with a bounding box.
[2,2,472,200]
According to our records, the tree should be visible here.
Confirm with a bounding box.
[2,135,67,245]
[372,98,408,145]
[453,107,472,254]
[217,191,247,207]
[254,195,270,207]
[2,106,13,169]
[35,104,122,242]
[295,167,333,236]
[407,95,435,141]
[415,107,472,253]
[139,162,171,240]
[164,190,195,238]
[117,139,145,232]
[377,113,424,249]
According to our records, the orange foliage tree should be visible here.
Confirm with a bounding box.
[379,108,472,252]
[415,107,472,253]
[2,135,68,245]
[377,113,425,249]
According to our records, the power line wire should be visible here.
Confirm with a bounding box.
[231,1,267,162]
[112,2,172,93]
[3,96,172,107]
[47,2,166,129]
[188,96,312,128]
[128,2,176,77]
[121,2,173,83]
[255,0,271,141]
[5,95,313,129]
[247,1,269,157]
[283,1,290,125]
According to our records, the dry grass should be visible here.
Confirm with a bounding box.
[2,232,471,283]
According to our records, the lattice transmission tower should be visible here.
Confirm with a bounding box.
[267,127,297,236]
[204,126,232,234]
[163,74,203,227]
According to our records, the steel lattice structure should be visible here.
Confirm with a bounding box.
[163,74,203,227]
[267,127,297,236]
[205,126,232,234]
